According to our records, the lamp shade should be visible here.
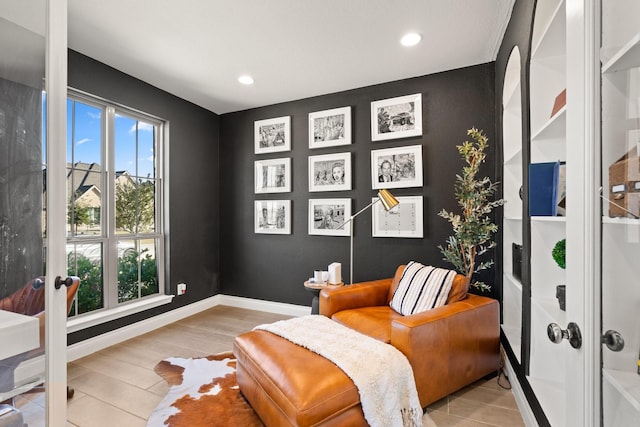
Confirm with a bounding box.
[377,189,399,211]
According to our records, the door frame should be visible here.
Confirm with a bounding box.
[44,0,69,424]
[565,0,601,426]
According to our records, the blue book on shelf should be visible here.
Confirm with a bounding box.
[529,161,560,216]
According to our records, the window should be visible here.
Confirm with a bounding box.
[65,91,165,316]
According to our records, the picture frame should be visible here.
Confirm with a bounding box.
[371,93,422,141]
[254,200,291,234]
[372,196,423,238]
[254,116,291,154]
[309,106,351,149]
[254,158,291,193]
[308,198,351,236]
[371,144,423,189]
[309,152,352,192]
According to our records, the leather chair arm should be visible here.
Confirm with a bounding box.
[319,279,392,318]
[390,294,501,406]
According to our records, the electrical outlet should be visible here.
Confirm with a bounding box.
[177,283,187,295]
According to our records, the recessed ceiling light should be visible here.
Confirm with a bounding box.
[238,75,254,85]
[400,32,422,47]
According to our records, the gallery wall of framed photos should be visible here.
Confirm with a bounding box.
[219,62,498,306]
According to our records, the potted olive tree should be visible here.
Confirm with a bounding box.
[438,128,505,291]
[552,238,566,311]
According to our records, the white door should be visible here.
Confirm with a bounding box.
[526,1,593,424]
[599,0,640,425]
[0,1,69,425]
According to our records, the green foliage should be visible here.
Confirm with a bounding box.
[115,180,155,234]
[438,128,505,291]
[68,195,91,233]
[552,238,566,269]
[67,248,158,314]
[67,252,103,314]
[117,248,158,303]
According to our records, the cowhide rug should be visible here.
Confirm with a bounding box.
[148,351,262,427]
[149,351,437,427]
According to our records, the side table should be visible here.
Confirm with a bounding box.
[303,281,343,314]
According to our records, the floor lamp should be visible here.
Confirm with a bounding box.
[337,189,399,285]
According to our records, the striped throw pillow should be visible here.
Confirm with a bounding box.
[389,261,457,315]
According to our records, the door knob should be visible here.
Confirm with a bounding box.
[54,276,73,290]
[601,330,625,352]
[547,322,582,349]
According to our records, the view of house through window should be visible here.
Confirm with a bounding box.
[63,92,164,315]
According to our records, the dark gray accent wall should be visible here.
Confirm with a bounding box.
[67,50,221,344]
[220,63,497,306]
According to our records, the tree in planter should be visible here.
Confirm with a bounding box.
[438,127,505,291]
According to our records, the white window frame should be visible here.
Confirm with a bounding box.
[66,89,172,331]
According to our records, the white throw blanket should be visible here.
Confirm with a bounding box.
[255,315,423,427]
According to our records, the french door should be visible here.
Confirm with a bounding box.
[0,0,68,425]
[599,0,640,425]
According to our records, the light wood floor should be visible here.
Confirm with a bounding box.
[14,305,525,426]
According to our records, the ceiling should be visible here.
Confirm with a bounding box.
[3,1,515,115]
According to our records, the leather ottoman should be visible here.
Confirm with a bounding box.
[233,330,368,427]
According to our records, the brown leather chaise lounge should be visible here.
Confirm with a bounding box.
[234,265,500,426]
[320,265,501,408]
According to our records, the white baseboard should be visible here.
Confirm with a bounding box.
[503,355,538,426]
[67,294,310,362]
[215,294,311,317]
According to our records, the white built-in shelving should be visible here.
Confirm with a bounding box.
[527,0,567,425]
[501,44,523,364]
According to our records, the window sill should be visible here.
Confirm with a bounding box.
[66,294,174,333]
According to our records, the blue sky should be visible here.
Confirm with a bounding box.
[43,97,155,179]
[67,100,155,178]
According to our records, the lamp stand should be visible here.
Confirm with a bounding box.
[335,189,398,285]
[341,198,380,285]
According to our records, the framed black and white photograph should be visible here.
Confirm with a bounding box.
[371,93,422,141]
[254,158,291,193]
[371,145,423,189]
[309,106,351,149]
[372,196,423,238]
[254,116,291,154]
[308,198,351,236]
[309,152,352,192]
[254,200,291,234]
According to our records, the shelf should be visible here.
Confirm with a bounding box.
[603,369,640,413]
[503,79,521,112]
[531,0,566,60]
[504,272,523,291]
[602,216,640,226]
[531,215,566,223]
[602,32,640,74]
[531,105,566,140]
[504,147,522,166]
